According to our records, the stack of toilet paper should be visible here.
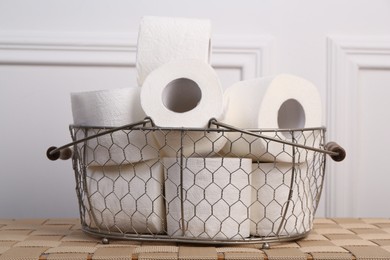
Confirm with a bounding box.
[70,16,322,239]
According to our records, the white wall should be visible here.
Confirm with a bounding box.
[1,0,390,218]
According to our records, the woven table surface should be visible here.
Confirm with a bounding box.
[1,218,390,259]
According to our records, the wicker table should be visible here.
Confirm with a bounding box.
[1,218,390,259]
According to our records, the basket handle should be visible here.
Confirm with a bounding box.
[46,117,155,161]
[46,146,73,161]
[47,117,346,162]
[209,119,346,162]
[324,142,346,162]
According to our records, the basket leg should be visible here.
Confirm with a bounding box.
[262,243,270,249]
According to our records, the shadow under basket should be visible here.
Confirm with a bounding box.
[47,118,345,246]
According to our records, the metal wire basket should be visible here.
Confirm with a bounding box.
[47,118,345,246]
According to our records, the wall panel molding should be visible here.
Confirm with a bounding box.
[212,35,274,79]
[0,31,138,66]
[326,36,390,217]
[0,31,273,80]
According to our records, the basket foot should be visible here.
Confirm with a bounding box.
[262,242,270,249]
[102,237,109,244]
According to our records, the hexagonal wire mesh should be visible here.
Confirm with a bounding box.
[69,120,326,244]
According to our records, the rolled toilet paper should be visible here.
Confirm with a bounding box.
[140,59,223,128]
[140,58,226,156]
[250,163,314,237]
[222,74,322,162]
[153,128,227,157]
[71,88,145,127]
[164,157,252,240]
[83,159,165,234]
[136,16,211,86]
[71,88,159,166]
[141,58,226,155]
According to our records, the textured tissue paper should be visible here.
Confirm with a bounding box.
[136,16,211,86]
[83,159,165,234]
[222,74,322,163]
[71,88,159,166]
[250,162,314,236]
[164,157,252,240]
[140,59,226,157]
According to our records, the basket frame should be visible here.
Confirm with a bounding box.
[66,118,328,245]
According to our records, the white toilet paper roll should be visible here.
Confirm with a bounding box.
[140,59,223,128]
[164,157,252,240]
[71,88,145,127]
[136,16,211,86]
[71,88,159,166]
[222,74,322,162]
[250,163,314,237]
[83,159,165,234]
[153,129,227,157]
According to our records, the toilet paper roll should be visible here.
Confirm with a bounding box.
[153,128,227,157]
[141,59,223,128]
[83,159,165,234]
[250,163,314,237]
[164,157,252,240]
[222,74,322,162]
[136,16,211,86]
[71,88,145,127]
[71,88,159,166]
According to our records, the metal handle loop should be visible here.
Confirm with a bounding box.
[47,117,346,162]
[208,119,346,161]
[46,117,155,161]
